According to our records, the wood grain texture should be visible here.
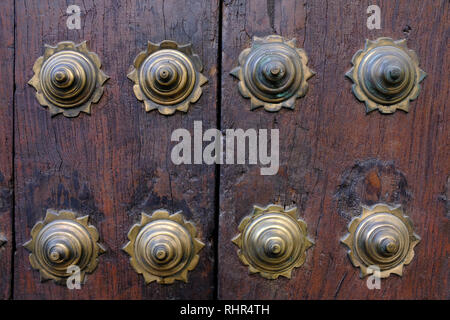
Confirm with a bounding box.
[219,0,449,299]
[14,0,218,299]
[0,0,14,300]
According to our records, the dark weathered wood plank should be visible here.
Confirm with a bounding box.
[219,0,448,299]
[14,0,218,299]
[0,0,14,300]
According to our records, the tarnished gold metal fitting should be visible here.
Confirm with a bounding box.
[23,209,105,285]
[230,35,315,112]
[0,234,6,248]
[232,204,314,279]
[123,210,204,284]
[346,37,426,113]
[341,204,420,278]
[29,41,109,117]
[127,41,208,115]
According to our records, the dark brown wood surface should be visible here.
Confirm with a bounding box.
[2,0,448,300]
[219,0,449,299]
[14,0,218,299]
[0,0,14,300]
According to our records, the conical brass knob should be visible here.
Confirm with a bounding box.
[346,37,426,113]
[232,204,314,279]
[28,41,109,117]
[123,210,204,284]
[230,35,315,112]
[23,209,105,285]
[128,41,208,115]
[341,204,420,278]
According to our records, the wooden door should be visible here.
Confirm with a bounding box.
[0,0,447,300]
[219,0,448,299]
[12,0,218,299]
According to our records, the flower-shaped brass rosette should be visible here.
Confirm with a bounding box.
[230,35,315,112]
[341,204,420,278]
[23,209,105,285]
[28,41,109,117]
[128,41,208,115]
[123,210,204,284]
[346,37,427,113]
[232,204,314,279]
